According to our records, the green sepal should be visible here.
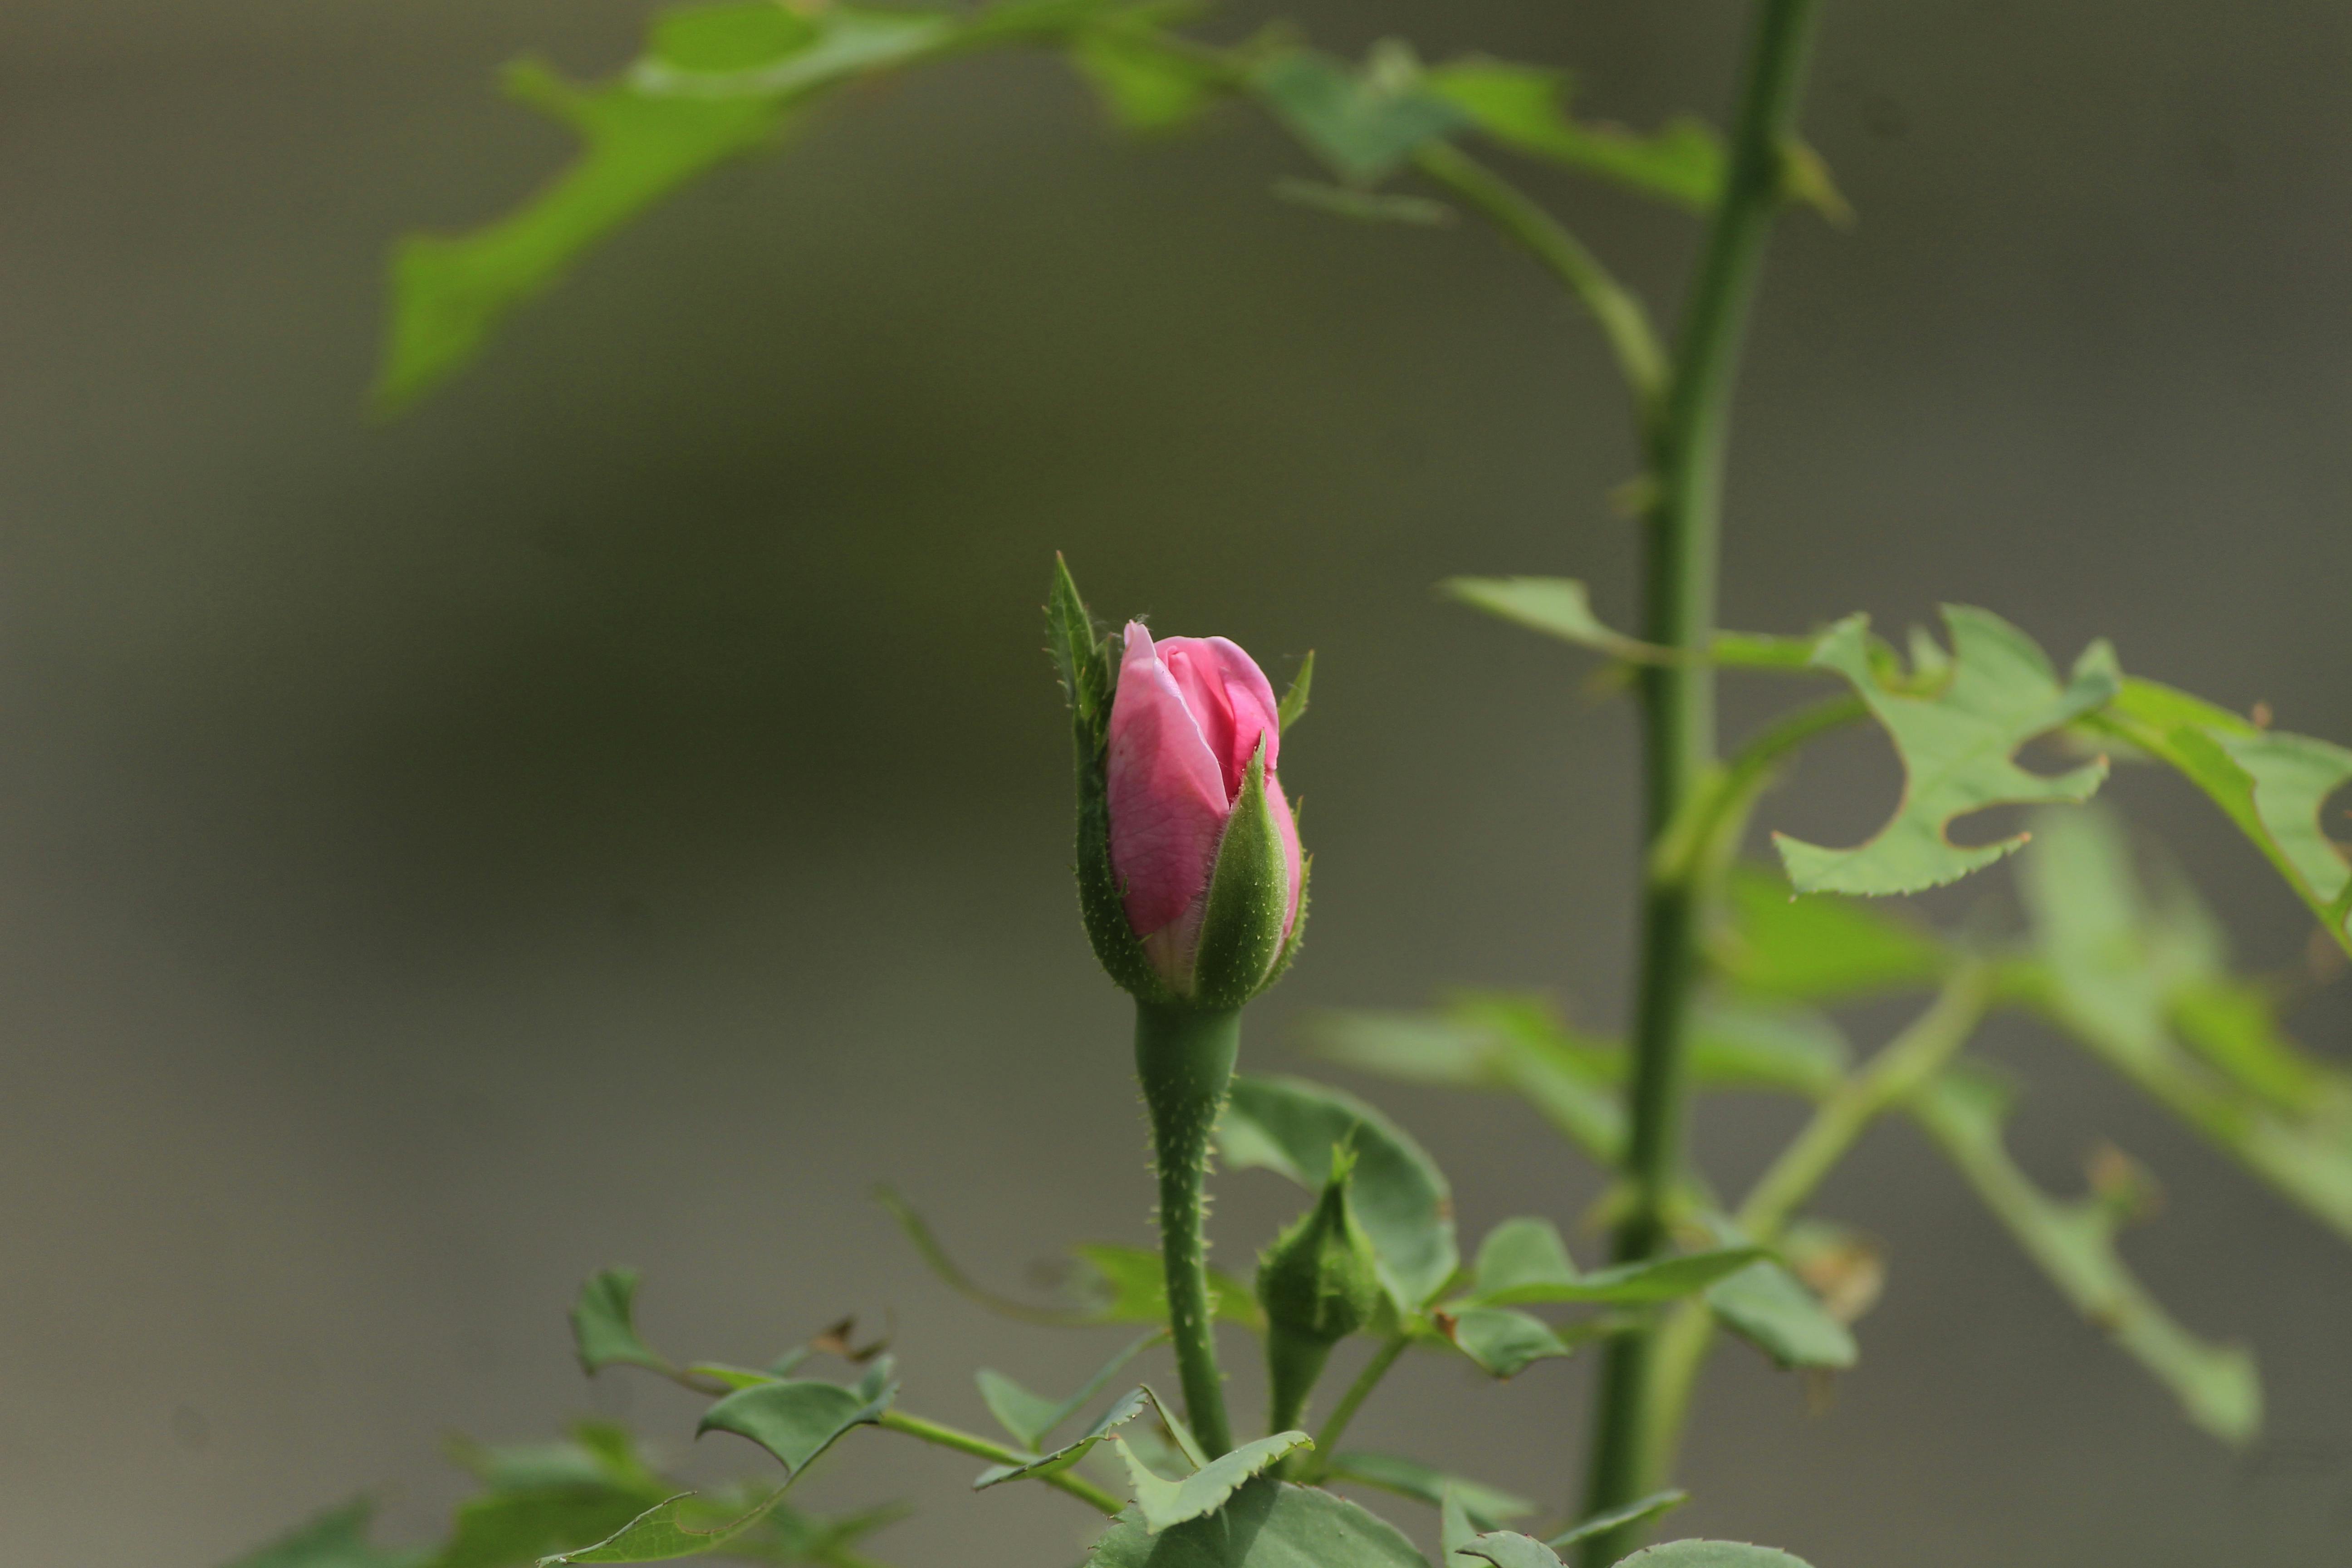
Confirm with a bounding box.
[1189,740,1296,1008]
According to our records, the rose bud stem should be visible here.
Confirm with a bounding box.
[1133,1000,1242,1460]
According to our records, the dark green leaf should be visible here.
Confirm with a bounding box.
[1324,1453,1534,1532]
[1088,1478,1427,1568]
[220,1501,426,1568]
[1254,49,1468,184]
[1456,1534,1562,1568]
[573,1270,672,1377]
[1421,61,1720,211]
[1546,1492,1688,1552]
[1112,1430,1314,1531]
[1712,865,1949,1004]
[1910,1071,2260,1444]
[1220,1076,1458,1312]
[1774,608,2119,896]
[1611,1546,1815,1568]
[697,1362,897,1475]
[1705,1261,1857,1371]
[975,1386,1152,1490]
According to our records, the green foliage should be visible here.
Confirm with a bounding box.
[1321,1453,1534,1532]
[972,1387,1151,1489]
[1276,650,1314,731]
[1254,46,1470,184]
[1440,578,1817,670]
[1072,1244,1266,1331]
[572,1270,674,1378]
[1711,866,1948,1004]
[1545,1493,1689,1553]
[1087,1479,1429,1568]
[1433,1307,1601,1378]
[2087,678,2352,956]
[1609,1548,1815,1568]
[1454,1218,1762,1308]
[1111,1429,1315,1531]
[699,1360,898,1476]
[1701,1260,1857,1372]
[976,1332,1161,1452]
[1774,608,2120,896]
[221,1501,426,1568]
[1909,1070,2261,1445]
[1219,1075,1459,1313]
[1421,64,1721,211]
[1455,1533,1567,1568]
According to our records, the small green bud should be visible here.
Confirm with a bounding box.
[1257,1146,1382,1343]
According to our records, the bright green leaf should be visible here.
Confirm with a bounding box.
[1219,1075,1458,1312]
[1088,1478,1428,1568]
[1112,1431,1313,1532]
[573,1270,672,1377]
[1611,1546,1815,1568]
[1686,995,1852,1098]
[1704,1261,1857,1371]
[1546,1491,1688,1552]
[1440,578,1819,670]
[1434,1307,1584,1378]
[1276,650,1314,731]
[1470,1217,1577,1298]
[1713,864,1950,1004]
[1457,1220,1760,1308]
[1909,1071,2260,1445]
[647,4,822,70]
[1421,61,1720,211]
[1440,1487,1480,1565]
[1324,1453,1534,1532]
[1774,607,2119,896]
[2087,677,2352,956]
[1071,1243,1265,1331]
[697,1361,897,1475]
[1254,49,1468,184]
[220,1501,426,1568]
[1070,25,1228,132]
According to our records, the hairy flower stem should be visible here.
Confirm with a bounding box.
[1135,1001,1242,1459]
[1579,1,1826,1561]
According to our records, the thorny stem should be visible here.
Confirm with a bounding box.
[1294,1332,1411,1482]
[1579,1,1827,1561]
[1134,1002,1242,1459]
[876,1410,1124,1514]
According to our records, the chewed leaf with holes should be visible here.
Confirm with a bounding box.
[2087,678,2352,956]
[1909,1069,2260,1445]
[1774,607,2120,896]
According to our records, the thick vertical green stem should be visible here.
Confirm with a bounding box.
[1134,1001,1241,1458]
[1578,2,1825,1560]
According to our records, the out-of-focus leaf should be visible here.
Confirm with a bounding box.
[573,1270,673,1377]
[1112,1431,1313,1532]
[974,1387,1151,1490]
[1070,23,1229,132]
[1456,1220,1760,1308]
[699,1361,897,1476]
[1440,1487,1480,1565]
[1441,578,1819,670]
[535,1491,784,1566]
[1070,1244,1265,1331]
[1610,1546,1814,1568]
[977,1331,1160,1451]
[1909,1069,2260,1445]
[429,1422,676,1568]
[1433,1307,1585,1378]
[1703,1260,1856,1370]
[1254,48,1468,183]
[1324,1453,1533,1532]
[1456,1533,1563,1568]
[1778,1220,1886,1327]
[1421,60,1720,211]
[1774,608,2119,896]
[2015,807,2352,1240]
[220,1501,427,1568]
[2086,678,2352,956]
[1712,864,1949,1004]
[1545,1491,1688,1552]
[1277,650,1314,731]
[1274,179,1456,225]
[1088,1478,1428,1568]
[1467,1217,1578,1298]
[1686,996,1851,1098]
[1220,1076,1458,1312]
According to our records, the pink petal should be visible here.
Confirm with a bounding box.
[1107,624,1231,946]
[1154,636,1282,801]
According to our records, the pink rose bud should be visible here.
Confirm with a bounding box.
[1106,623,1306,1004]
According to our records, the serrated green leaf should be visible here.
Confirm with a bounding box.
[1611,1546,1814,1568]
[573,1270,672,1377]
[1774,607,2119,896]
[2015,807,2352,1240]
[378,6,956,408]
[1088,1478,1428,1568]
[1113,1431,1313,1532]
[1457,1533,1563,1568]
[978,1333,1161,1452]
[1703,1260,1857,1371]
[1254,49,1468,184]
[1421,61,1720,211]
[1545,1492,1688,1553]
[1219,1076,1457,1312]
[975,1386,1153,1490]
[1909,1071,2260,1444]
[220,1501,427,1568]
[1324,1453,1533,1532]
[2088,678,2352,956]
[1440,578,1819,669]
[697,1362,897,1475]
[1713,864,1949,1004]
[1434,1307,1584,1378]
[1071,1244,1265,1331]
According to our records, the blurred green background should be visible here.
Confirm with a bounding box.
[4,1,2350,1564]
